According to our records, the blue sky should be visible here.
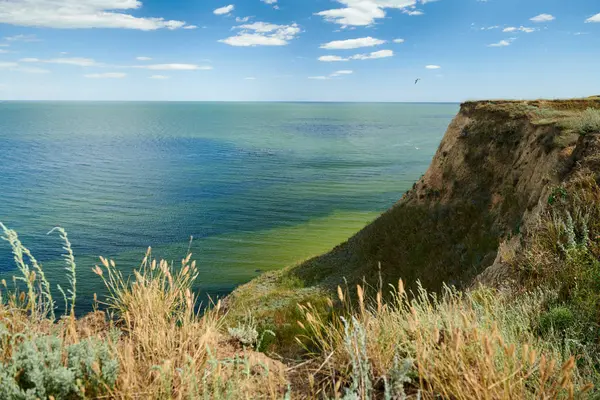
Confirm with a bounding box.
[0,0,598,101]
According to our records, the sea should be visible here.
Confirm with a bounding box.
[0,102,458,313]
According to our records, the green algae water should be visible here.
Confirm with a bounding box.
[0,102,458,313]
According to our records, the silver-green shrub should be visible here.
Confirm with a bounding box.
[0,333,118,399]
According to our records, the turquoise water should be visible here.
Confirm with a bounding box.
[0,102,458,313]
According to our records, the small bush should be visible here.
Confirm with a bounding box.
[228,314,259,347]
[539,306,575,334]
[561,108,600,135]
[0,334,118,399]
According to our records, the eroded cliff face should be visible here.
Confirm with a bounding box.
[228,99,600,325]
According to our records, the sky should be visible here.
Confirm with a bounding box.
[0,0,598,102]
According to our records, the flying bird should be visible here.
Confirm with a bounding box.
[415,78,421,85]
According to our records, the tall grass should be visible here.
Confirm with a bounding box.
[0,224,287,399]
[1,223,56,320]
[296,282,594,399]
[560,108,600,135]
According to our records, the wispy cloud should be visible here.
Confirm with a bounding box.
[315,0,429,27]
[4,34,40,42]
[214,5,235,15]
[320,36,385,50]
[308,70,354,80]
[425,65,441,69]
[487,38,517,47]
[136,56,152,61]
[133,64,212,71]
[503,26,536,33]
[530,13,555,23]
[21,57,98,66]
[84,72,126,79]
[0,0,193,30]
[150,75,169,79]
[488,38,515,47]
[318,55,347,62]
[330,70,353,77]
[219,21,301,46]
[318,49,394,62]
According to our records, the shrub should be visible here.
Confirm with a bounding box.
[539,306,575,335]
[0,334,118,399]
[228,314,259,347]
[561,108,600,135]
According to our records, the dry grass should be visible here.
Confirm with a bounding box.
[561,108,600,135]
[94,250,286,399]
[0,226,287,400]
[296,282,594,399]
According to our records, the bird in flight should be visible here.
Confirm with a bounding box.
[415,78,421,85]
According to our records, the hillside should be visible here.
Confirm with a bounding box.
[227,99,600,346]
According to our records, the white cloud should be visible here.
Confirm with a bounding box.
[20,57,210,71]
[261,0,279,8]
[235,16,251,23]
[15,66,50,74]
[4,34,40,42]
[244,77,256,80]
[318,55,348,62]
[320,36,385,50]
[84,72,126,78]
[316,0,436,26]
[214,5,235,15]
[183,25,198,29]
[503,26,536,33]
[393,38,405,43]
[21,57,97,66]
[0,61,50,73]
[309,69,354,80]
[150,75,169,79]
[319,49,393,62]
[134,63,212,71]
[0,0,192,30]
[425,65,441,69]
[530,14,555,23]
[330,70,353,76]
[403,10,423,16]
[219,21,301,46]
[585,13,600,23]
[350,49,393,60]
[488,39,513,47]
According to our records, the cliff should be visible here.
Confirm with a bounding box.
[227,99,600,344]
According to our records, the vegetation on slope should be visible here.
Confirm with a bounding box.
[0,223,287,399]
[227,100,600,350]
